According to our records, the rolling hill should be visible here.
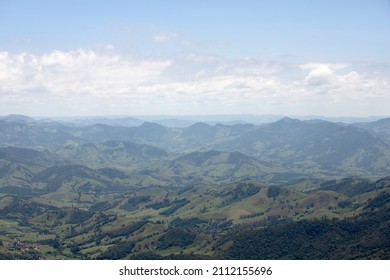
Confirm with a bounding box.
[1,115,390,260]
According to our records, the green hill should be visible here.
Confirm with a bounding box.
[1,116,390,260]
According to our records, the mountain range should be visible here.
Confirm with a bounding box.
[1,115,390,176]
[0,114,389,260]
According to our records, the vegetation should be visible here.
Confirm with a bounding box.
[156,228,196,250]
[0,115,390,259]
[221,208,390,259]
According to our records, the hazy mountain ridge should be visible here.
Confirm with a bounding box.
[353,118,390,141]
[1,115,390,175]
[1,115,390,260]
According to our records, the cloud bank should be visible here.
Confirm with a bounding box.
[0,49,389,116]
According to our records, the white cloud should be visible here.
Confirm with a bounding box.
[297,63,388,100]
[153,32,178,42]
[300,63,348,86]
[104,44,115,51]
[0,49,171,96]
[0,49,389,116]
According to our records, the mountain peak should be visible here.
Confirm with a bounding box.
[139,121,165,129]
[189,122,213,129]
[137,122,167,136]
[276,117,300,124]
[1,114,34,123]
[183,122,216,138]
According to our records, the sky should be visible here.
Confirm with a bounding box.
[0,0,389,117]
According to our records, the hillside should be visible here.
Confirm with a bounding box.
[2,116,390,175]
[354,118,390,141]
[0,115,390,260]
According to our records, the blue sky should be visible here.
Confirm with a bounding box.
[0,0,389,116]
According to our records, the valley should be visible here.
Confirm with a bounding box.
[0,115,389,259]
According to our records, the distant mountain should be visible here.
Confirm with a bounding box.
[67,122,174,147]
[53,141,169,167]
[182,122,219,141]
[135,114,285,125]
[0,114,35,123]
[1,116,390,176]
[144,118,198,128]
[0,120,83,148]
[135,122,169,140]
[155,150,284,185]
[353,118,390,141]
[214,118,390,174]
[59,116,144,127]
[0,120,174,149]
